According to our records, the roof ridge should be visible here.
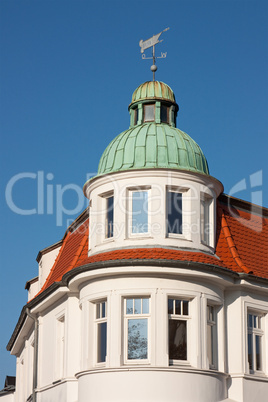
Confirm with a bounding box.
[220,207,252,274]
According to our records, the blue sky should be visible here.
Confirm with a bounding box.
[0,0,267,386]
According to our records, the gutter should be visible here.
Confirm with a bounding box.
[8,258,268,352]
[26,308,39,402]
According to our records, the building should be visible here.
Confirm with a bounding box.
[3,80,268,402]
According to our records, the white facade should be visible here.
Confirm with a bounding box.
[4,80,268,402]
[7,253,268,402]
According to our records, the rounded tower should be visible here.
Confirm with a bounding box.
[78,81,227,402]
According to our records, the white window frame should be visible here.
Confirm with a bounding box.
[168,297,191,365]
[247,310,265,374]
[200,193,214,247]
[128,187,151,238]
[124,297,150,365]
[94,300,108,366]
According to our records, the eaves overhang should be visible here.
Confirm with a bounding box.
[7,256,268,352]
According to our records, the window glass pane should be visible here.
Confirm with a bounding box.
[248,314,253,328]
[142,298,149,314]
[160,105,169,123]
[167,192,182,234]
[132,191,148,233]
[169,320,187,360]
[256,335,262,370]
[126,299,133,315]
[106,196,114,238]
[144,104,154,122]
[96,303,100,319]
[253,315,257,328]
[201,199,210,244]
[128,319,148,359]
[183,301,189,316]
[207,324,213,366]
[102,301,106,318]
[175,300,181,315]
[248,333,253,370]
[97,322,107,363]
[208,305,214,321]
[134,108,139,125]
[168,299,173,315]
[134,298,141,314]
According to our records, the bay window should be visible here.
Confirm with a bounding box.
[124,297,150,362]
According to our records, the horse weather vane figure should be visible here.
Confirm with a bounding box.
[139,28,169,81]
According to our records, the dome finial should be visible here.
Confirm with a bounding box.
[139,28,169,81]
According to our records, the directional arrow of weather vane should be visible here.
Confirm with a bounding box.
[139,27,170,81]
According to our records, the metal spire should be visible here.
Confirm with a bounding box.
[139,28,169,81]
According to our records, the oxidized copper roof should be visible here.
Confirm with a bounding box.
[129,81,177,108]
[97,123,209,176]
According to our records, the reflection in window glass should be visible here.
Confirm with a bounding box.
[142,298,149,314]
[167,192,182,234]
[134,298,141,314]
[144,104,154,122]
[128,319,148,360]
[132,191,148,234]
[125,298,150,361]
[126,299,133,315]
[169,320,187,360]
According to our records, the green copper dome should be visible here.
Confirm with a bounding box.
[129,81,178,108]
[97,123,209,176]
[96,81,209,177]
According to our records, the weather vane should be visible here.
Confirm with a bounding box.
[139,28,170,81]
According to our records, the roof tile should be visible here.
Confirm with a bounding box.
[36,202,268,298]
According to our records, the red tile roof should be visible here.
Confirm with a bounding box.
[36,198,268,299]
